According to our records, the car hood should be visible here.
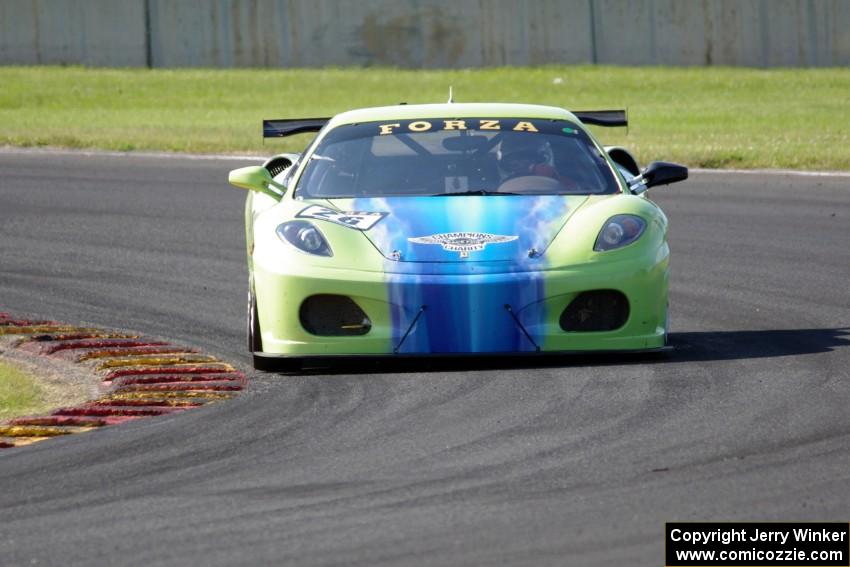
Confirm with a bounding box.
[328,195,589,263]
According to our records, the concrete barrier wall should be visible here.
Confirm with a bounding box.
[1,0,848,68]
[0,0,148,66]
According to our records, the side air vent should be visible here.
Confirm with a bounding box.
[560,290,629,332]
[264,156,293,178]
[299,295,371,336]
[605,147,640,177]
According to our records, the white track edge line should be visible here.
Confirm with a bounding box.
[689,167,850,178]
[0,146,263,161]
[2,146,850,177]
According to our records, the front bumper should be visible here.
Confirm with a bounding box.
[253,250,669,356]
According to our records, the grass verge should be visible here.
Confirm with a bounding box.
[0,359,49,421]
[1,65,848,170]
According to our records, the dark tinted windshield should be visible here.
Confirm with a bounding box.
[294,118,620,198]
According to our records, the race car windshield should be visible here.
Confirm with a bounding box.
[294,118,620,198]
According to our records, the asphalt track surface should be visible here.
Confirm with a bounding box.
[1,152,848,566]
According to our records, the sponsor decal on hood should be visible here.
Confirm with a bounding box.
[408,232,518,259]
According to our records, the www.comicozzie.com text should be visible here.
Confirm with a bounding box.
[670,527,847,546]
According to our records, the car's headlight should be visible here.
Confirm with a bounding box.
[594,215,646,251]
[276,220,332,256]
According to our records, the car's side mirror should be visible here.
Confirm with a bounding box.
[630,161,688,194]
[228,166,285,200]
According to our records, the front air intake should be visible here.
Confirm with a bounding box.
[299,295,371,336]
[560,290,629,332]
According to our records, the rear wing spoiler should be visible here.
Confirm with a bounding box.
[262,109,627,138]
[572,110,628,127]
[263,118,329,138]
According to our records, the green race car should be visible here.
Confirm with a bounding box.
[228,103,687,370]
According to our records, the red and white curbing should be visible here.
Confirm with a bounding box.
[0,313,247,449]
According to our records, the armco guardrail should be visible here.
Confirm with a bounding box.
[1,0,848,68]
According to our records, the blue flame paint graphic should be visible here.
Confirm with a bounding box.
[349,195,583,352]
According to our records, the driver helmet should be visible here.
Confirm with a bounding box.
[497,133,554,179]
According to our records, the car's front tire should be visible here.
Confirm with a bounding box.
[253,354,303,373]
[247,289,262,353]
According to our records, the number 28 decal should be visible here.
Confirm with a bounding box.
[296,205,387,231]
